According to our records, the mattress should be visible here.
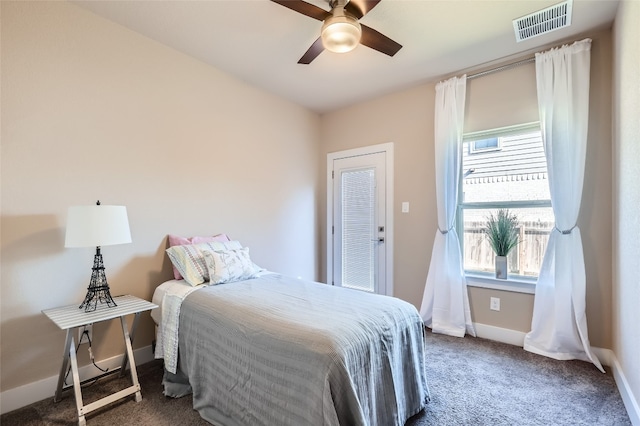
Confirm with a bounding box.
[154,273,429,426]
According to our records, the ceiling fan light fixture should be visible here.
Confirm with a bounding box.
[321,10,361,53]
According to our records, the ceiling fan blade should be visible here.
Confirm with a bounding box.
[360,24,402,57]
[345,0,382,19]
[298,37,325,64]
[271,0,331,21]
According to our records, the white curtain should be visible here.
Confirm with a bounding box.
[523,39,603,372]
[420,75,475,338]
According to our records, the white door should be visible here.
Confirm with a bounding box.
[328,145,392,295]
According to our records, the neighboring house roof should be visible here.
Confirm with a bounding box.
[463,132,548,184]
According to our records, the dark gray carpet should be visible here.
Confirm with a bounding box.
[409,332,630,426]
[1,331,630,425]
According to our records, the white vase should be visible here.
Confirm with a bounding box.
[495,256,507,279]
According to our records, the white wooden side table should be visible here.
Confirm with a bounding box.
[42,295,157,426]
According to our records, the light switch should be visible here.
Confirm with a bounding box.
[402,202,409,213]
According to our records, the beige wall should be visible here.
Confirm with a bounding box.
[613,0,640,415]
[1,1,320,393]
[319,28,613,347]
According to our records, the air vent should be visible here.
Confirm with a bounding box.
[513,0,573,42]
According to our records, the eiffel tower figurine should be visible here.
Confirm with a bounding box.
[79,245,118,312]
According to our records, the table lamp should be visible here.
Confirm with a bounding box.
[65,201,132,312]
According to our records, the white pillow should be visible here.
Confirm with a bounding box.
[203,247,259,285]
[165,240,242,286]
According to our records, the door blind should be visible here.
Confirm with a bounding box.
[341,168,375,292]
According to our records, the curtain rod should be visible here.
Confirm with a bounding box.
[467,57,535,80]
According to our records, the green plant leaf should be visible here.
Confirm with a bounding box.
[484,209,521,256]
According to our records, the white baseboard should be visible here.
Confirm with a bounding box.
[0,345,155,415]
[610,354,640,425]
[472,322,615,366]
[473,322,527,347]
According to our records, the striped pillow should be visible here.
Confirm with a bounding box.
[166,240,242,286]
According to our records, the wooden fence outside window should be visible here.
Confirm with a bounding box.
[463,220,554,277]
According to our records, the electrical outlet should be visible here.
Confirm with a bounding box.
[490,297,501,311]
[78,324,93,345]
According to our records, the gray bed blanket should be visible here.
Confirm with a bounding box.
[164,273,429,426]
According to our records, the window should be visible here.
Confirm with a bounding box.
[458,124,553,279]
[470,137,500,153]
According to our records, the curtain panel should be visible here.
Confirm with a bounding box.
[523,39,603,372]
[420,75,475,338]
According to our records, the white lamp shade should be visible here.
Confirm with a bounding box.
[65,205,132,248]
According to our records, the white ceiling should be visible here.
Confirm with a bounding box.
[73,0,619,113]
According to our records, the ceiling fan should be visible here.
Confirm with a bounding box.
[271,0,402,64]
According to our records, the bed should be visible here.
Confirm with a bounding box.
[151,271,429,426]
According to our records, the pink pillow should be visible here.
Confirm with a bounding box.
[167,233,230,280]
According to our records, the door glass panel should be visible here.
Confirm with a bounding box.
[341,168,375,292]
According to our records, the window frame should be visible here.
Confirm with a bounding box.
[457,122,552,285]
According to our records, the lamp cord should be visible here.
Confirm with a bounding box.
[63,327,109,388]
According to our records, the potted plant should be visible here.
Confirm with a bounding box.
[485,209,520,279]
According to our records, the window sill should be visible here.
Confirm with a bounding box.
[465,273,536,294]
